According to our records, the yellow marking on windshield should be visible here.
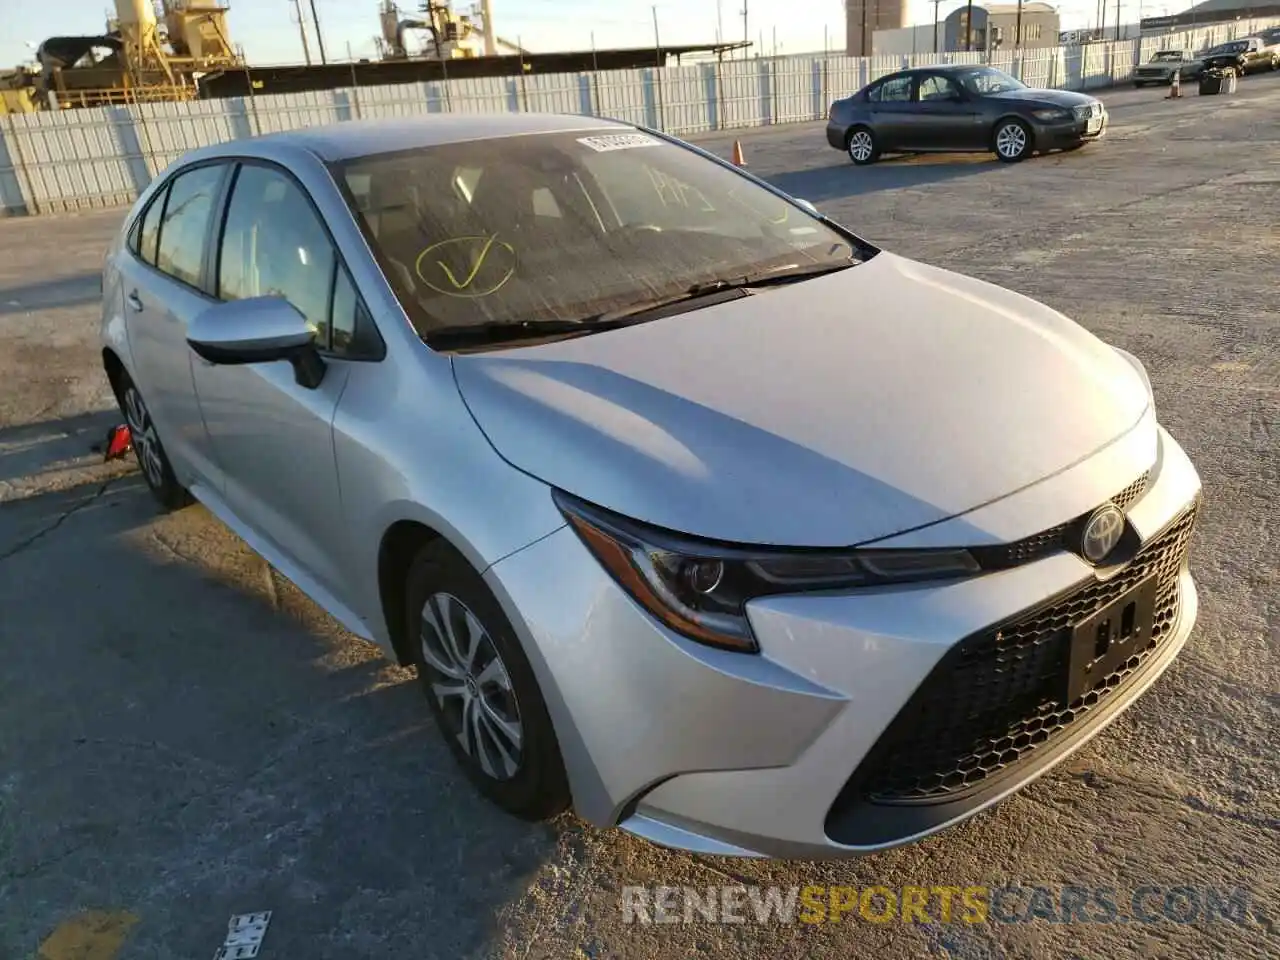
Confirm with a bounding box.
[415,235,517,299]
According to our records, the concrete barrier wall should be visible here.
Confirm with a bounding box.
[2,17,1277,216]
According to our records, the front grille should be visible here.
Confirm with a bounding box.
[834,502,1197,807]
[970,470,1149,571]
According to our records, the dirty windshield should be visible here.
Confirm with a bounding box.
[333,130,860,346]
[1152,51,1184,61]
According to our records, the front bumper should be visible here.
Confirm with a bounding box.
[485,424,1201,860]
[1033,109,1108,148]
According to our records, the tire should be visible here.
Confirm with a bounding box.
[117,372,192,510]
[845,126,880,166]
[993,118,1033,163]
[406,540,570,821]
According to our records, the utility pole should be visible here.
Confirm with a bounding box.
[1114,0,1121,40]
[652,6,661,66]
[933,0,942,53]
[861,0,869,55]
[309,0,328,63]
[965,0,974,50]
[741,0,748,51]
[291,0,312,64]
[1015,0,1023,48]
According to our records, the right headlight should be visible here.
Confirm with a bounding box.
[1031,107,1072,121]
[555,491,980,653]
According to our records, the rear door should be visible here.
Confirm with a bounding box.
[118,162,230,488]
[866,74,917,151]
[904,73,983,150]
[190,160,380,597]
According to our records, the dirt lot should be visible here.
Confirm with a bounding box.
[1,77,1277,959]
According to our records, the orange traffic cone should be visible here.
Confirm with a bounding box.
[1167,71,1182,98]
[731,139,747,167]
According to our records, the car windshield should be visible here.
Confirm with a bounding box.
[955,67,1027,94]
[1152,51,1182,61]
[1208,41,1247,55]
[331,130,862,346]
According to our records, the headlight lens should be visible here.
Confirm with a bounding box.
[1032,107,1071,121]
[555,492,980,653]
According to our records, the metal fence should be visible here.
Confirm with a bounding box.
[2,17,1277,216]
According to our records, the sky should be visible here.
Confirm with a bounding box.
[0,0,1181,68]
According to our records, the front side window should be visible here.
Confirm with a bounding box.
[154,164,224,287]
[870,75,913,102]
[956,67,1027,95]
[917,75,960,101]
[334,131,863,348]
[217,164,336,345]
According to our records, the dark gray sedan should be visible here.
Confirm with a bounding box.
[826,65,1107,165]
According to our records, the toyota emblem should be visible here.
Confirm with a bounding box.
[1081,504,1126,564]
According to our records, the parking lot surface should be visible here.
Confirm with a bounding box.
[1,76,1277,959]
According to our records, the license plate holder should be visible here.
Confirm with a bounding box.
[1064,576,1158,705]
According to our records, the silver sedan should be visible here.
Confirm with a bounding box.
[100,113,1202,859]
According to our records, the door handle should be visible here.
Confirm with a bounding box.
[126,291,144,312]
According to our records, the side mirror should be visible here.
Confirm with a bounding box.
[794,197,819,216]
[187,296,326,389]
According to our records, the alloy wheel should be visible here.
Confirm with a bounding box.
[420,592,524,781]
[848,130,875,163]
[123,386,164,489]
[995,122,1028,160]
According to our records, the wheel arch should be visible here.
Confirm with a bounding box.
[102,348,127,405]
[377,518,450,666]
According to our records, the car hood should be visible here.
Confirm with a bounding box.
[988,88,1098,108]
[451,252,1150,547]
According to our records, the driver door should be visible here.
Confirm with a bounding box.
[905,73,984,150]
[190,160,368,598]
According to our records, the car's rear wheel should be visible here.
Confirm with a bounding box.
[846,126,880,166]
[406,540,570,821]
[117,373,191,510]
[993,119,1033,163]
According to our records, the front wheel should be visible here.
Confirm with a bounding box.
[117,374,191,510]
[846,127,880,166]
[406,540,570,821]
[993,119,1033,163]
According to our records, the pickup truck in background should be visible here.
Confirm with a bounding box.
[1133,50,1205,86]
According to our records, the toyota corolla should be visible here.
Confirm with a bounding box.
[100,113,1201,859]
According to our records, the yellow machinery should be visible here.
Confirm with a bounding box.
[29,0,240,109]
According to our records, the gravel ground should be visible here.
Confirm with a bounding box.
[1,77,1277,960]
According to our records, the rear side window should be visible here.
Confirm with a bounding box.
[132,184,169,266]
[217,163,337,345]
[155,165,224,287]
[869,75,913,102]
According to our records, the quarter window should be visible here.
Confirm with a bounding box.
[154,164,223,287]
[133,184,169,266]
[217,164,336,346]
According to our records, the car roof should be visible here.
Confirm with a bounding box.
[199,112,635,164]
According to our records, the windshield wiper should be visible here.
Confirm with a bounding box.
[428,259,859,349]
[683,258,858,296]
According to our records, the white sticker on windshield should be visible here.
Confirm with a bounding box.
[577,133,663,152]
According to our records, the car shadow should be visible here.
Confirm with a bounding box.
[767,154,997,203]
[0,475,564,959]
[0,409,123,486]
[0,271,103,316]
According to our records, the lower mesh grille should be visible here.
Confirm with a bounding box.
[833,502,1197,807]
